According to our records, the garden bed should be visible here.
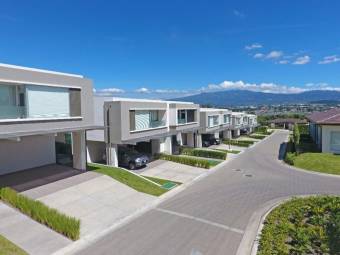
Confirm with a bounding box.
[180,147,227,160]
[0,234,27,255]
[158,154,220,169]
[258,196,340,254]
[0,188,80,240]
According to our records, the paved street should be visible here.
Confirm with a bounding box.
[77,130,340,255]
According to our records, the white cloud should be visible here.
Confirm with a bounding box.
[253,53,265,59]
[293,55,310,65]
[266,51,283,59]
[318,55,340,64]
[200,80,306,94]
[278,60,289,64]
[233,10,245,18]
[135,87,150,93]
[94,87,125,96]
[245,43,263,50]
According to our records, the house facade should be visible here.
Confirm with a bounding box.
[0,63,96,175]
[87,97,200,167]
[307,108,340,153]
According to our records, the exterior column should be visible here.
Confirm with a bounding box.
[176,132,183,146]
[106,143,118,167]
[196,134,202,148]
[164,136,172,154]
[223,130,232,139]
[187,133,195,147]
[72,130,86,170]
[151,139,160,155]
[214,132,219,139]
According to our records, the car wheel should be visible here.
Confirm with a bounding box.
[128,162,136,170]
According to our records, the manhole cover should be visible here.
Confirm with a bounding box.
[235,169,241,172]
[244,174,253,177]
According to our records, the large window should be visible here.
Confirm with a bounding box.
[177,109,196,124]
[130,110,165,131]
[26,85,70,118]
[208,115,219,127]
[0,84,81,120]
[330,131,340,152]
[223,114,230,124]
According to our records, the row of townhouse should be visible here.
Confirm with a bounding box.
[0,64,257,175]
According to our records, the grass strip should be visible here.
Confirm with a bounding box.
[0,234,28,255]
[88,163,168,196]
[213,149,240,154]
[0,188,80,240]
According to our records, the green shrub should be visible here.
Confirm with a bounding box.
[248,134,266,139]
[258,196,340,255]
[180,147,227,160]
[256,126,268,133]
[223,139,255,147]
[158,154,218,169]
[298,124,309,135]
[284,152,296,165]
[293,124,300,146]
[0,187,80,240]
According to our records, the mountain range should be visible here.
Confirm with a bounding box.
[172,90,340,107]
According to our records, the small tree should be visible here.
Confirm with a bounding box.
[293,124,300,146]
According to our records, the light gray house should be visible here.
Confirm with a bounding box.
[307,108,340,153]
[0,63,96,175]
[87,97,200,167]
[198,108,232,143]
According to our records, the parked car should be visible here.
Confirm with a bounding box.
[202,137,221,147]
[118,147,149,170]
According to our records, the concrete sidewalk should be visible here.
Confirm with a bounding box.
[0,202,71,255]
[137,160,207,183]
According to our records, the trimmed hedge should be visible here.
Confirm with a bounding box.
[258,196,340,254]
[0,187,80,240]
[248,134,266,140]
[180,147,227,160]
[158,154,218,169]
[223,139,255,147]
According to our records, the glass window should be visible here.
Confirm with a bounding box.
[330,132,340,152]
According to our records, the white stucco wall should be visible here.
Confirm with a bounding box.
[322,125,340,153]
[87,140,106,163]
[0,135,56,175]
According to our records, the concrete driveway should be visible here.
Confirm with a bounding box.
[77,130,340,255]
[23,171,156,238]
[135,159,207,183]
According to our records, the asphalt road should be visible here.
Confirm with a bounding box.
[77,130,340,255]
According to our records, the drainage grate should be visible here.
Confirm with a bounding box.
[235,169,241,172]
[162,182,178,190]
[244,174,253,177]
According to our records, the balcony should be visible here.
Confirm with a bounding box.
[0,106,26,120]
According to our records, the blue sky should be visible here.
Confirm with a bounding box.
[1,0,340,98]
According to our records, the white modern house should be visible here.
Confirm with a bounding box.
[0,63,96,175]
[198,108,232,143]
[87,97,200,167]
[307,108,340,153]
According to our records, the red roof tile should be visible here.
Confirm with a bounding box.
[307,108,340,124]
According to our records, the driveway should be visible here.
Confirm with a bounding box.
[23,171,156,238]
[77,130,340,255]
[134,159,207,183]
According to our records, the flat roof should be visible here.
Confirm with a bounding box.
[96,96,195,105]
[0,63,84,78]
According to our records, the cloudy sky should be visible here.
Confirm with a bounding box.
[1,0,340,99]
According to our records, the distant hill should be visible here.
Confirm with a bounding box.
[172,90,340,107]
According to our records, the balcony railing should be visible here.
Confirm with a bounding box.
[0,106,27,120]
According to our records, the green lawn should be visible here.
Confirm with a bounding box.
[141,176,182,186]
[258,196,340,255]
[0,235,27,255]
[292,153,340,175]
[88,163,168,196]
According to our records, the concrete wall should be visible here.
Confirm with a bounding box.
[0,135,56,175]
[87,140,106,163]
[0,64,94,139]
[321,125,340,153]
[105,100,169,144]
